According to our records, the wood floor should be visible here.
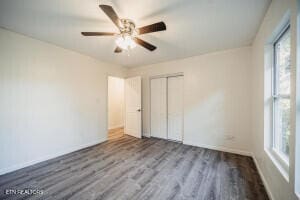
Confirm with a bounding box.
[0,135,269,200]
[108,127,124,140]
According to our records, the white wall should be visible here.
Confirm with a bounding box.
[127,47,252,155]
[0,28,126,175]
[1,2,299,198]
[108,76,124,129]
[251,0,298,199]
[295,0,300,197]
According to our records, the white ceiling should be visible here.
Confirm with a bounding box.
[0,0,271,68]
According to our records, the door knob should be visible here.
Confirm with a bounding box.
[137,109,141,112]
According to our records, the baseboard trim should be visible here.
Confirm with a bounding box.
[183,140,252,156]
[0,136,273,200]
[0,138,106,176]
[108,125,124,130]
[142,132,150,138]
[183,140,273,199]
[251,154,274,200]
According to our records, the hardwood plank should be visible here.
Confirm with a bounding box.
[0,134,269,200]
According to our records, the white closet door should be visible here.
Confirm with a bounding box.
[150,78,167,139]
[167,76,183,141]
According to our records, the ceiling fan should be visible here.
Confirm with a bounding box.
[81,5,167,53]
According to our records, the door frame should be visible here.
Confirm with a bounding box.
[106,75,125,140]
[149,72,184,142]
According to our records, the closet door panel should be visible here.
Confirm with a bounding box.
[167,76,183,141]
[150,78,167,139]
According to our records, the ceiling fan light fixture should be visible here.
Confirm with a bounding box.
[115,35,136,50]
[82,5,166,53]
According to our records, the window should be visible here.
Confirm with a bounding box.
[272,24,291,164]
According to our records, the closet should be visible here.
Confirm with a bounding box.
[150,75,183,142]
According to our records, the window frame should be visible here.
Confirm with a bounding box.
[271,23,291,171]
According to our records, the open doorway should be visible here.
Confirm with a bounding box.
[108,76,125,140]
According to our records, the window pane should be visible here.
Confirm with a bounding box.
[272,26,291,160]
[275,28,291,96]
[276,98,291,156]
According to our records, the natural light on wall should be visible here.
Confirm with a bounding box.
[296,0,300,197]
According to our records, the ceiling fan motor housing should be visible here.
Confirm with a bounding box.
[120,19,137,37]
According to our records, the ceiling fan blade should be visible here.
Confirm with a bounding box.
[137,22,166,35]
[99,5,121,28]
[81,32,116,36]
[133,37,157,51]
[114,46,122,53]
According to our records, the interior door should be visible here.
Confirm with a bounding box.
[125,76,142,138]
[167,76,183,141]
[150,78,167,139]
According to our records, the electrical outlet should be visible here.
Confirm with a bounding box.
[224,135,235,141]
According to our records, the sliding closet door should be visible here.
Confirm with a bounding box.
[167,76,183,141]
[150,78,167,139]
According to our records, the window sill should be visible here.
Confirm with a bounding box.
[296,192,300,199]
[265,148,289,182]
